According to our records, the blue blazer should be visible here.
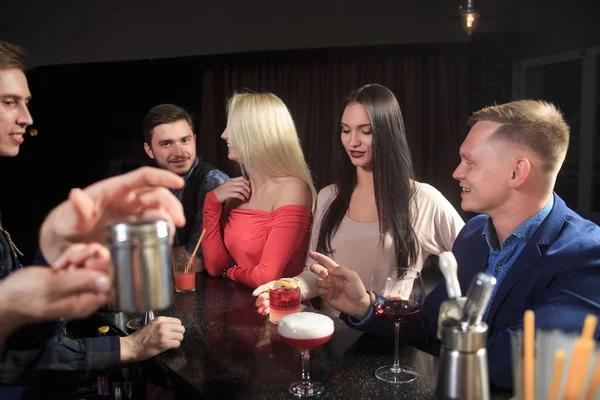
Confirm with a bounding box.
[342,193,600,389]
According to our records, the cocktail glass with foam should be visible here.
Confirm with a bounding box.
[277,312,334,397]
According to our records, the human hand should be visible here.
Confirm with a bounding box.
[212,177,251,203]
[52,242,111,275]
[0,265,112,343]
[252,278,299,316]
[252,282,274,316]
[40,167,186,263]
[309,251,371,320]
[120,316,185,363]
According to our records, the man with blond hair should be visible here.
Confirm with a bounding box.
[308,100,600,389]
[0,40,186,398]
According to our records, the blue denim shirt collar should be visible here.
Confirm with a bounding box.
[170,157,199,199]
[182,157,199,185]
[482,196,554,252]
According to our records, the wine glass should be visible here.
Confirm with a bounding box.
[371,267,425,384]
[277,312,334,397]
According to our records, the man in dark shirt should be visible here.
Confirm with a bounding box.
[143,104,228,272]
[0,40,187,394]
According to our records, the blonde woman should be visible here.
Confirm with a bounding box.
[202,92,317,288]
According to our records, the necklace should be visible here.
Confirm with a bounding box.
[251,178,270,192]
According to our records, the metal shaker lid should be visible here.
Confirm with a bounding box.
[441,319,488,352]
[108,219,170,243]
[460,273,496,328]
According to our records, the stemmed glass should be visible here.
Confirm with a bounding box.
[371,267,425,384]
[277,312,334,397]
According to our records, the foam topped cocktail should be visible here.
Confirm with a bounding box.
[278,312,334,350]
[277,312,334,397]
[268,279,301,324]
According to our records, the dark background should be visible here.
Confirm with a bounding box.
[0,0,597,264]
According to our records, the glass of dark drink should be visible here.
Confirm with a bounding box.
[371,267,425,383]
[277,312,334,397]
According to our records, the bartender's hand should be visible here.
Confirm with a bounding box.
[52,242,112,274]
[120,316,185,363]
[309,251,371,321]
[40,167,186,264]
[0,266,112,344]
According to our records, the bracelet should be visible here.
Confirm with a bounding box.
[222,262,237,278]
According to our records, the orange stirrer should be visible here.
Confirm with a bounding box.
[185,228,206,273]
[563,337,595,400]
[547,349,567,400]
[584,354,600,400]
[524,310,535,400]
[582,314,598,340]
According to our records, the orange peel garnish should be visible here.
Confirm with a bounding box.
[268,278,300,290]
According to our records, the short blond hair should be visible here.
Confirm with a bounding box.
[226,91,317,206]
[468,100,570,176]
[0,40,27,71]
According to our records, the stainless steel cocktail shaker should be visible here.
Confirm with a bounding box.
[108,220,173,313]
[435,273,496,400]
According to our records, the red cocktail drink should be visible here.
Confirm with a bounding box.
[280,334,333,351]
[277,312,335,397]
[172,252,195,293]
[268,281,301,324]
[174,272,195,293]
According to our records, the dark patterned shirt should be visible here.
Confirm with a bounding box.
[0,213,120,386]
[170,158,228,259]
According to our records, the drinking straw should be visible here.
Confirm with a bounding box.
[563,337,595,399]
[582,314,598,340]
[185,228,206,273]
[584,354,600,400]
[547,349,566,400]
[524,310,536,400]
[562,314,598,400]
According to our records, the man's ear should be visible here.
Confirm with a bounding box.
[143,142,155,159]
[509,157,531,188]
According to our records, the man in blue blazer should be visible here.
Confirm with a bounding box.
[307,100,600,389]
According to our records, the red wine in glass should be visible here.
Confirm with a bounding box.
[371,267,426,384]
[375,298,422,323]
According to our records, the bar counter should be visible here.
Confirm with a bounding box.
[98,274,512,399]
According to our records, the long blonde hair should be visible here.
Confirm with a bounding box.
[226,91,317,207]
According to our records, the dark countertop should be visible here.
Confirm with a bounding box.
[99,274,512,399]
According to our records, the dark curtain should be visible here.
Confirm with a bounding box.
[196,44,469,212]
[0,43,469,265]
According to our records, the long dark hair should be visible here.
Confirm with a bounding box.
[316,84,418,269]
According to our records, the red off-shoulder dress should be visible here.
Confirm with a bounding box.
[202,191,312,288]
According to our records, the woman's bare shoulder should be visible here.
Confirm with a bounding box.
[272,177,312,209]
